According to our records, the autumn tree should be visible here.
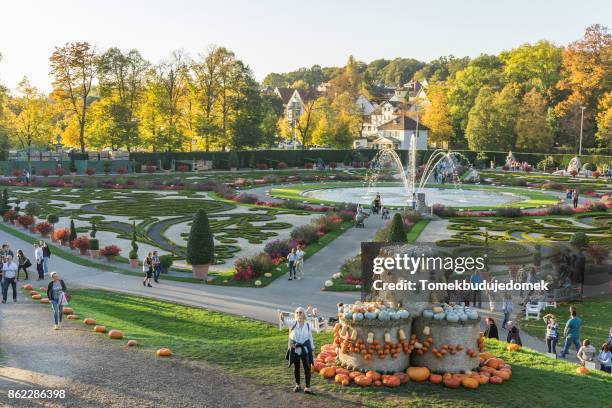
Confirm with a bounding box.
[595,92,612,148]
[515,88,554,152]
[49,42,98,152]
[422,83,455,147]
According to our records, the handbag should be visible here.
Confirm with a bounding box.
[24,259,32,268]
[59,292,69,306]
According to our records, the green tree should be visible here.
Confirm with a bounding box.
[465,87,497,151]
[492,83,521,149]
[129,221,139,260]
[186,208,214,265]
[515,89,554,152]
[1,188,10,213]
[69,219,77,247]
[595,92,612,148]
[388,213,407,242]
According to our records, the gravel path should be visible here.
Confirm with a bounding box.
[0,299,353,408]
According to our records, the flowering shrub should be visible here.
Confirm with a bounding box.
[72,235,90,252]
[3,209,18,222]
[570,170,578,177]
[542,182,564,190]
[55,167,65,177]
[144,165,156,173]
[17,215,34,227]
[290,224,320,245]
[312,213,343,233]
[256,163,268,170]
[586,244,609,264]
[592,171,600,178]
[86,168,96,176]
[337,210,356,222]
[495,207,522,217]
[277,161,288,170]
[41,169,51,177]
[177,164,189,172]
[53,227,71,242]
[35,221,53,236]
[546,205,575,215]
[431,204,457,217]
[100,245,121,257]
[233,253,274,280]
[305,162,314,169]
[502,165,509,171]
[236,193,259,204]
[117,167,128,174]
[330,161,337,169]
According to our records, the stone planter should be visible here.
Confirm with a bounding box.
[90,250,100,259]
[105,256,116,262]
[192,264,209,280]
[129,259,139,268]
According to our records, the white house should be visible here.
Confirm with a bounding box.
[376,114,428,150]
[274,87,317,124]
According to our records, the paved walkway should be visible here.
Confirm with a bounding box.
[0,213,386,324]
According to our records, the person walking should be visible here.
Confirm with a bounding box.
[502,293,513,329]
[16,249,31,280]
[470,270,483,309]
[484,317,499,340]
[560,307,582,358]
[598,343,612,373]
[41,241,51,277]
[295,245,305,280]
[142,252,153,287]
[577,339,596,365]
[287,248,297,281]
[1,255,18,303]
[47,272,68,330]
[286,307,314,395]
[573,189,579,209]
[152,251,161,283]
[34,243,44,280]
[543,314,559,355]
[506,321,523,346]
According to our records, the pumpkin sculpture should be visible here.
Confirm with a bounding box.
[108,330,123,339]
[407,366,430,382]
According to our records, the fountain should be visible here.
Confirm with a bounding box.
[566,156,582,175]
[364,135,473,212]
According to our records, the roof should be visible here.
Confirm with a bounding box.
[373,136,401,144]
[295,88,317,104]
[275,87,294,105]
[378,114,430,131]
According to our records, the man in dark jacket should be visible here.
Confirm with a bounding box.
[484,317,499,340]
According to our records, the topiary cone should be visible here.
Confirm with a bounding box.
[186,208,214,280]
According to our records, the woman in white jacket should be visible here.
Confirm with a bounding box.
[286,307,314,394]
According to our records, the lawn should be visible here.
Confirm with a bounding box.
[64,289,612,408]
[520,294,612,348]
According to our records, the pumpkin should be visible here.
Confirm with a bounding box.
[489,376,503,384]
[40,298,50,304]
[66,314,79,320]
[313,362,326,373]
[496,370,511,380]
[156,348,172,357]
[429,374,443,384]
[31,294,41,300]
[354,376,373,387]
[461,377,479,389]
[108,330,123,339]
[335,374,350,385]
[83,318,96,325]
[443,377,461,389]
[29,291,39,296]
[321,344,336,352]
[320,366,336,379]
[349,371,363,380]
[485,357,504,369]
[477,375,489,385]
[407,366,430,382]
[324,356,335,364]
[576,366,589,375]
[506,343,521,352]
[23,284,33,290]
[62,307,74,315]
[382,375,401,388]
[365,370,381,381]
[93,325,107,333]
[393,372,409,384]
[479,352,494,360]
[127,340,138,347]
[373,380,382,387]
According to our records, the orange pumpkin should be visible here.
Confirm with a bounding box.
[108,330,123,339]
[354,376,373,387]
[349,371,363,380]
[127,340,138,347]
[62,307,74,315]
[485,357,504,369]
[407,366,430,382]
[83,318,96,325]
[576,366,589,375]
[335,373,349,385]
[382,375,401,388]
[31,294,41,300]
[429,374,443,384]
[496,370,511,380]
[477,375,489,385]
[93,325,106,333]
[489,376,503,384]
[321,344,336,352]
[506,343,521,352]
[29,291,39,296]
[461,377,479,389]
[479,352,494,360]
[373,380,382,387]
[23,284,33,290]
[40,297,50,304]
[156,348,172,357]
[324,356,336,364]
[66,314,79,320]
[443,377,461,389]
[366,370,382,381]
[320,366,336,379]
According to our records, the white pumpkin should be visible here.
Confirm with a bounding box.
[254,280,262,286]
[324,280,333,287]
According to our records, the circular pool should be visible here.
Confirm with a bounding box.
[303,186,527,207]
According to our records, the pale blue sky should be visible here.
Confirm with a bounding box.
[0,0,610,92]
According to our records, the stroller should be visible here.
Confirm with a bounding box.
[355,212,368,228]
[371,200,380,214]
[381,207,390,220]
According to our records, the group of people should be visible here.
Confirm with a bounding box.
[565,189,580,208]
[142,251,163,287]
[287,245,305,281]
[1,241,51,303]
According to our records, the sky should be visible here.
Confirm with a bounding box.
[0,0,610,93]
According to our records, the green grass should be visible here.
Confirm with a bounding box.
[407,219,430,242]
[520,294,612,348]
[269,182,560,210]
[62,289,612,408]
